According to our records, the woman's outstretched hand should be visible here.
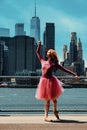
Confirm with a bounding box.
[38,41,41,46]
[75,75,80,80]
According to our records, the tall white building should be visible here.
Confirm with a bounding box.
[15,23,26,36]
[30,1,40,44]
[0,28,10,37]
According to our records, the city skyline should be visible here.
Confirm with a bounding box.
[0,0,87,67]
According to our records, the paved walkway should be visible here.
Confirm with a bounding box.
[0,114,87,130]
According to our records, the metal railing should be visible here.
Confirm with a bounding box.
[0,109,87,113]
[0,75,87,78]
[0,75,87,88]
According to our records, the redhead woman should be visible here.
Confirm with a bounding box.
[35,41,79,122]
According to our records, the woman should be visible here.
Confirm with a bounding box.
[35,41,79,122]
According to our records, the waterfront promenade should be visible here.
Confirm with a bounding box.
[0,114,87,130]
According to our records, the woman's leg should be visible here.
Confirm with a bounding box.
[44,100,50,120]
[52,99,59,119]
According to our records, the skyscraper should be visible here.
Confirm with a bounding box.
[77,38,82,61]
[0,28,10,37]
[69,32,84,75]
[8,36,35,75]
[15,23,26,36]
[77,38,84,75]
[0,42,4,75]
[44,23,55,50]
[63,45,67,61]
[69,32,77,64]
[30,1,40,44]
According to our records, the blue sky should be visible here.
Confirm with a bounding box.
[0,0,87,67]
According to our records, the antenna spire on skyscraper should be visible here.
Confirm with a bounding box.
[30,0,40,43]
[35,0,36,17]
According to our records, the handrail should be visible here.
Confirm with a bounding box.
[0,76,87,79]
[0,75,87,88]
[0,109,87,113]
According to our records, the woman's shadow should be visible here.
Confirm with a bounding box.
[51,118,87,124]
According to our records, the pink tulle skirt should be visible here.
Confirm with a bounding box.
[35,76,64,101]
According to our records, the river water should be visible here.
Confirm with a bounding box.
[0,88,87,114]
